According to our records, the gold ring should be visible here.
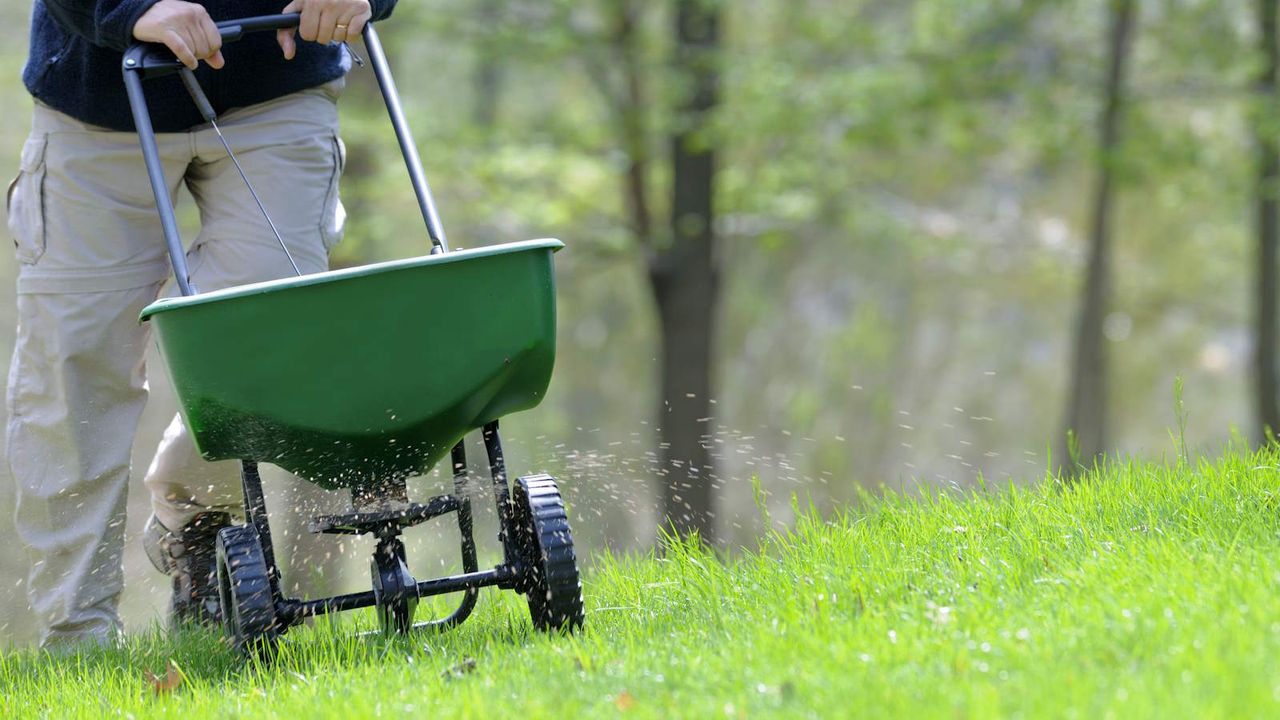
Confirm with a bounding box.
[335,23,347,30]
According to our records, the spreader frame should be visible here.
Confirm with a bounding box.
[239,421,525,632]
[123,15,584,651]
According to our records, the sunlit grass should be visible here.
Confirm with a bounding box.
[3,449,1280,718]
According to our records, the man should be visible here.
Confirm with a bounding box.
[8,0,396,650]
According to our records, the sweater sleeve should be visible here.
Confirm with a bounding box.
[42,0,165,52]
[369,0,398,22]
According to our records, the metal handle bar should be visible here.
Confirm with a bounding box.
[123,14,303,79]
[219,13,306,41]
[122,15,450,296]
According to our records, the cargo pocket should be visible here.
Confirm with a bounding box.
[7,135,48,265]
[319,134,347,250]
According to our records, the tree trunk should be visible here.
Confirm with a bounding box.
[1256,0,1280,444]
[617,1,653,247]
[653,0,721,541]
[471,0,504,129]
[1060,0,1135,477]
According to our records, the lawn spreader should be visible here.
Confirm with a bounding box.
[122,15,583,653]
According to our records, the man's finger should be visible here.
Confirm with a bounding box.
[277,29,297,60]
[331,12,352,43]
[199,16,223,67]
[299,5,321,42]
[346,10,372,40]
[278,0,303,53]
[165,29,197,69]
[186,25,211,63]
[333,8,363,42]
[315,8,341,45]
[209,49,225,69]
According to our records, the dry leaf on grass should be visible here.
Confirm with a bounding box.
[144,661,183,696]
[614,690,636,711]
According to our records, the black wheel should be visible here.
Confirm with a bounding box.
[215,525,280,655]
[512,475,584,632]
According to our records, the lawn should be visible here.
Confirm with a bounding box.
[3,449,1279,718]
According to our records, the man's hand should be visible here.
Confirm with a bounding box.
[132,0,224,70]
[278,0,373,60]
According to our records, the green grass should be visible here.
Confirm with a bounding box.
[4,450,1280,718]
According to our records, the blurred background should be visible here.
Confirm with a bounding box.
[0,0,1271,645]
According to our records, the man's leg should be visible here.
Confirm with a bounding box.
[143,81,345,570]
[7,105,189,648]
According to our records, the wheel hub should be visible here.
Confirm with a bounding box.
[370,532,418,634]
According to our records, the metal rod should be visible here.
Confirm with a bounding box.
[240,460,285,604]
[451,441,467,479]
[123,68,194,295]
[217,13,302,41]
[361,24,450,253]
[210,121,301,275]
[294,589,377,616]
[292,567,514,618]
[483,422,515,564]
[416,567,514,598]
[311,494,459,535]
[407,441,480,631]
[174,67,301,276]
[451,441,479,576]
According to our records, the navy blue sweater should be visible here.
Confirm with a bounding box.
[24,0,397,132]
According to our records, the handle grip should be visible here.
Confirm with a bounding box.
[179,68,217,122]
[217,13,303,43]
[123,13,303,78]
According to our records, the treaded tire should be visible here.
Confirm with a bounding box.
[512,475,584,632]
[215,525,280,656]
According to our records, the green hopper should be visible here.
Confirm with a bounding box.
[141,239,563,491]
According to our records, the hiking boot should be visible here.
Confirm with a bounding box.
[143,512,233,627]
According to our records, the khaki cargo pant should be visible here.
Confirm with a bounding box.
[6,81,346,648]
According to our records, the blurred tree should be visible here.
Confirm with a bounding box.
[1255,0,1280,443]
[574,0,721,542]
[472,0,506,129]
[1060,0,1136,477]
[655,0,721,541]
